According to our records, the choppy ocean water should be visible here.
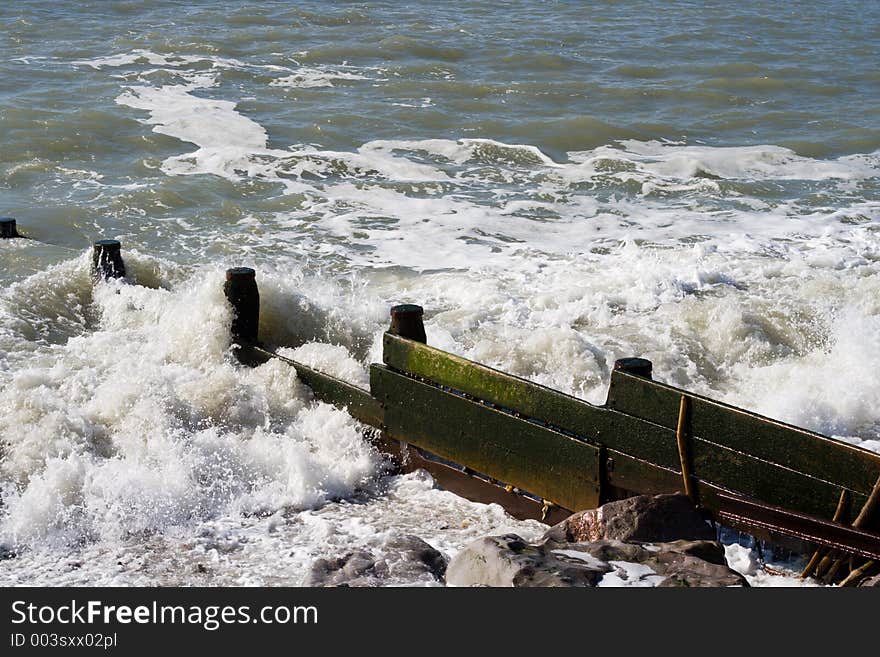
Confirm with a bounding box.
[1,1,878,586]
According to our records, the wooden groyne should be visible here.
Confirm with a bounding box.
[5,223,880,584]
[222,265,880,584]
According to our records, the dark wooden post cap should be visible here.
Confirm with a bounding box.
[1,218,19,239]
[93,238,121,251]
[389,304,427,343]
[226,266,256,281]
[92,239,126,280]
[613,357,653,379]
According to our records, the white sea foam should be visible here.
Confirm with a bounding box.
[610,140,879,181]
[116,75,268,151]
[597,561,667,587]
[74,49,248,71]
[92,89,880,453]
[724,544,822,587]
[269,66,370,88]
[0,263,381,552]
[278,343,370,388]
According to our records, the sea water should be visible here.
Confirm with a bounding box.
[1,1,878,587]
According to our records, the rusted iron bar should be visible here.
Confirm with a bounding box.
[715,492,880,561]
[675,394,698,505]
[838,559,876,587]
[819,473,880,582]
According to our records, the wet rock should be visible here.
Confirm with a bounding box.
[304,535,447,587]
[859,573,880,587]
[646,540,746,587]
[383,534,447,581]
[304,549,387,587]
[446,535,748,587]
[448,495,742,587]
[445,534,611,587]
[543,493,716,544]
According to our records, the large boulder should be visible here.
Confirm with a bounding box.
[304,535,447,587]
[447,494,746,587]
[543,493,716,544]
[446,535,748,587]
[859,573,880,587]
[445,534,610,587]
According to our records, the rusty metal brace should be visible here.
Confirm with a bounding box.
[675,395,699,506]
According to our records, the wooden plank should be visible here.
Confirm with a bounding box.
[246,344,383,428]
[606,443,867,524]
[605,449,880,557]
[605,370,880,497]
[384,332,593,424]
[383,332,681,467]
[377,438,572,525]
[370,364,601,512]
[380,334,870,522]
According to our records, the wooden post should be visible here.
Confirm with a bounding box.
[92,239,126,280]
[224,267,259,346]
[389,304,426,343]
[1,218,19,239]
[613,357,653,379]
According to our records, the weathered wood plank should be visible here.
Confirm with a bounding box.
[383,332,681,466]
[606,370,880,497]
[370,364,601,512]
[376,438,572,525]
[384,332,589,423]
[246,344,383,428]
[381,334,873,521]
[607,440,867,524]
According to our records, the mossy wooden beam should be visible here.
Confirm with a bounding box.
[370,364,602,512]
[246,344,382,428]
[383,331,589,423]
[606,370,880,498]
[380,333,870,523]
[383,333,679,463]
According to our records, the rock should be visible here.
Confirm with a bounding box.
[859,574,880,587]
[445,534,611,587]
[383,534,447,581]
[543,493,716,544]
[446,535,748,588]
[646,540,746,587]
[304,535,447,587]
[304,549,387,587]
